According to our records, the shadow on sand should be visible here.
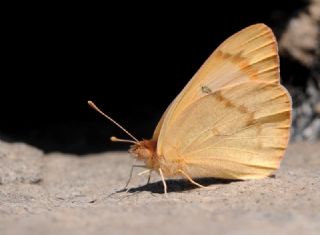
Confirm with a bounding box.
[116,178,239,194]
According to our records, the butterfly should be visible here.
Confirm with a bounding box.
[89,23,292,195]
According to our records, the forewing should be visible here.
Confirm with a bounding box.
[155,24,280,149]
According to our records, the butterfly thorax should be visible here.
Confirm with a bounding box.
[129,140,160,170]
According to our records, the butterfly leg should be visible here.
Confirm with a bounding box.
[178,169,209,189]
[138,169,152,186]
[158,168,168,196]
[138,169,151,176]
[123,164,147,191]
[146,170,152,185]
[139,170,152,185]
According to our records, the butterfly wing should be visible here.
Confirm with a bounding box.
[160,81,291,179]
[155,23,281,153]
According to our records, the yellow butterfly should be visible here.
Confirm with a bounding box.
[89,23,292,195]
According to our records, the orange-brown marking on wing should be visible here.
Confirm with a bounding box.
[215,91,251,114]
[216,50,259,80]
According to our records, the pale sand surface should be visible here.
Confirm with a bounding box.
[0,141,319,235]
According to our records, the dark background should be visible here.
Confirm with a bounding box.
[1,1,315,154]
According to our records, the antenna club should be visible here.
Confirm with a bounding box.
[110,136,139,144]
[87,100,140,143]
[88,100,96,109]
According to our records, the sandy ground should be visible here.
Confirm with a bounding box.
[0,141,319,235]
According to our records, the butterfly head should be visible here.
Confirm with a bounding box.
[129,139,157,162]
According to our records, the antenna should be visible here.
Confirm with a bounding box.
[87,100,139,143]
[110,136,138,144]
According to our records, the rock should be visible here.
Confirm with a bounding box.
[279,0,320,67]
[0,141,44,184]
[279,0,320,141]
